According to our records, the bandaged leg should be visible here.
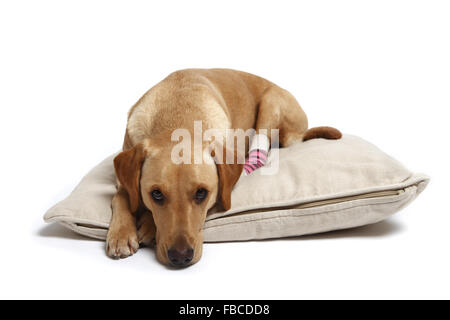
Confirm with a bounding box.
[244,133,270,175]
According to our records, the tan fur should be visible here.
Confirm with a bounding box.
[302,126,342,141]
[106,68,341,266]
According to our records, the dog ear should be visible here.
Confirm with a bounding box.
[114,143,147,213]
[216,162,243,211]
[212,142,244,211]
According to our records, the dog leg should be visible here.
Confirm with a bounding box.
[260,87,341,146]
[243,86,309,174]
[137,210,156,247]
[106,187,139,259]
[257,86,309,146]
[242,87,283,175]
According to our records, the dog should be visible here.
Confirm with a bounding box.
[106,69,341,267]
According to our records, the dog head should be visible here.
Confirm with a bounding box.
[113,139,243,267]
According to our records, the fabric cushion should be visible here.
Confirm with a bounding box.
[44,135,429,242]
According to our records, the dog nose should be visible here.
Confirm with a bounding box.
[167,247,194,267]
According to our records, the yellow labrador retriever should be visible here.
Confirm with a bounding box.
[107,69,341,267]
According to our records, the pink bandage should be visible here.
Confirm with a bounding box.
[244,134,270,175]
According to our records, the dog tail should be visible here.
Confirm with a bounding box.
[302,126,342,141]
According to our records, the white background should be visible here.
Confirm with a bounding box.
[0,0,448,299]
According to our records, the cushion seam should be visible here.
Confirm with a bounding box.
[203,192,413,230]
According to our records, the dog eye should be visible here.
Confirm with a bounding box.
[150,189,164,203]
[194,188,208,203]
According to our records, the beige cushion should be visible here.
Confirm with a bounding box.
[44,135,429,242]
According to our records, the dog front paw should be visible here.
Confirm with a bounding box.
[137,212,156,247]
[106,227,139,259]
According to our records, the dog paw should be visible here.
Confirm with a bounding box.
[137,213,156,247]
[106,228,139,259]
